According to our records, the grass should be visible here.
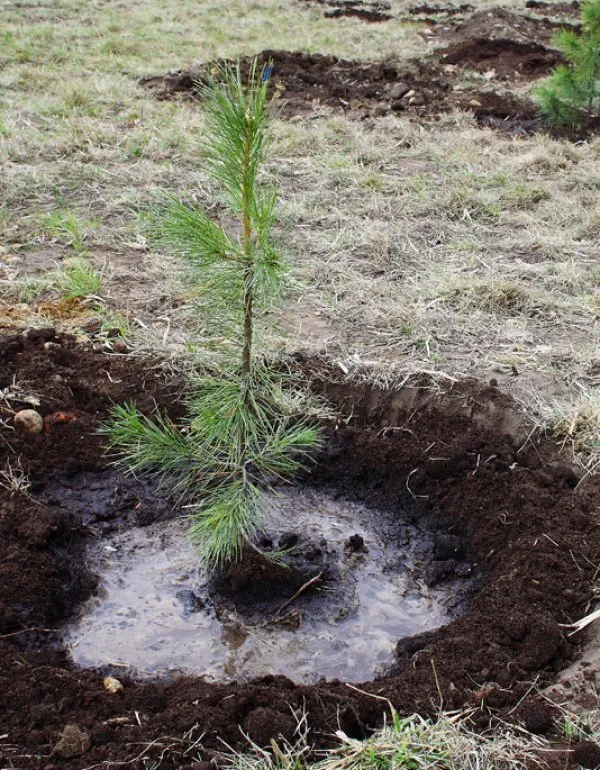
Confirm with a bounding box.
[220,710,547,770]
[2,1,599,466]
[55,257,104,299]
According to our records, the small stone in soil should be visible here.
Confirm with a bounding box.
[13,409,44,434]
[53,725,91,759]
[390,82,410,100]
[103,676,123,694]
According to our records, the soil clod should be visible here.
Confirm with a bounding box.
[573,741,600,769]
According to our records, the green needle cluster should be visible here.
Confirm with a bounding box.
[536,0,600,125]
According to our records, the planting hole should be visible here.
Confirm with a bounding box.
[61,480,467,683]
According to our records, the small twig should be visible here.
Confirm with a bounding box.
[0,626,55,639]
[275,572,322,616]
[345,683,391,704]
[431,657,444,710]
[406,468,428,501]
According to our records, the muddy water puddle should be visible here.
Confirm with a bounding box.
[63,487,461,684]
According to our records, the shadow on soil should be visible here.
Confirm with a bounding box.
[1,327,600,767]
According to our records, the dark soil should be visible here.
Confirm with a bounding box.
[1,327,600,768]
[525,0,580,18]
[408,2,474,15]
[445,7,578,43]
[139,49,538,128]
[441,38,560,80]
[298,0,393,22]
[437,9,568,81]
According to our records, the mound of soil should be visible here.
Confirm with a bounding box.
[441,38,559,80]
[438,9,564,80]
[448,7,574,43]
[299,0,393,22]
[408,2,474,15]
[139,49,537,129]
[1,327,600,768]
[525,0,580,18]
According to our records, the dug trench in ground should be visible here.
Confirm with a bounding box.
[1,329,599,767]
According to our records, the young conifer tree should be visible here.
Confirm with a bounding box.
[104,60,322,569]
[535,0,600,125]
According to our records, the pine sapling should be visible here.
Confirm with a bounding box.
[535,0,600,125]
[103,60,322,569]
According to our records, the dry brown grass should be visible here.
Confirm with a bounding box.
[1,0,599,461]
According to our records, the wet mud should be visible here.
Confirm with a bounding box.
[63,485,467,683]
[1,329,600,768]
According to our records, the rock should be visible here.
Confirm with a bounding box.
[53,724,91,759]
[389,82,410,100]
[103,676,123,694]
[81,318,102,334]
[469,98,482,107]
[390,100,405,112]
[13,409,44,434]
[112,339,129,354]
[408,93,425,106]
